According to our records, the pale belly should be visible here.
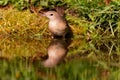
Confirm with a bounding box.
[48,21,67,36]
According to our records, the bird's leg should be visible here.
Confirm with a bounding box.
[51,34,54,39]
[62,34,66,39]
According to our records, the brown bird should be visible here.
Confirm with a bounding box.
[40,9,72,38]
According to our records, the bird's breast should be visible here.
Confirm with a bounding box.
[48,20,67,35]
[49,21,58,29]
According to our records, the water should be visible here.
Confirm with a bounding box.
[0,35,120,80]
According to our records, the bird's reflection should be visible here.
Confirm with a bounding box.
[42,38,70,68]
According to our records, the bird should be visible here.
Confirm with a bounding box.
[39,9,72,38]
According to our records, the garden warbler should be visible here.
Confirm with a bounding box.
[40,10,71,38]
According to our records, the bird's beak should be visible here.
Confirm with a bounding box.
[39,11,46,16]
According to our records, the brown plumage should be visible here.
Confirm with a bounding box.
[39,9,72,38]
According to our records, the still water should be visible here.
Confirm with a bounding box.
[0,35,120,80]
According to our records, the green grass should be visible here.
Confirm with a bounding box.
[0,58,119,80]
[0,0,120,80]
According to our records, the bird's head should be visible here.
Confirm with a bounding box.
[39,10,61,20]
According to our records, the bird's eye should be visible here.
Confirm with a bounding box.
[50,14,53,16]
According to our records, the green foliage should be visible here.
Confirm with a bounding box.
[0,58,116,80]
[0,0,29,10]
[10,0,29,10]
[0,0,9,6]
[0,58,40,80]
